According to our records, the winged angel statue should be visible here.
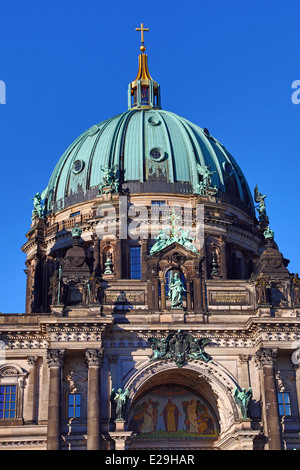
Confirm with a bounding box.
[99,165,119,194]
[31,186,48,219]
[254,185,269,222]
[195,164,218,196]
[234,387,252,419]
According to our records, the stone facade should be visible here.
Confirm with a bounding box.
[0,187,299,451]
[1,38,300,451]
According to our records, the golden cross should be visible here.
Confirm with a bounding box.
[136,23,149,45]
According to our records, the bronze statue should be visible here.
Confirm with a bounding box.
[111,387,130,420]
[168,272,186,309]
[254,185,269,222]
[234,387,252,420]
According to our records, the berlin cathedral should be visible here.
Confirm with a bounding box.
[0,24,300,451]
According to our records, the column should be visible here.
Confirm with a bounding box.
[160,278,166,310]
[85,348,103,450]
[293,363,300,419]
[193,276,203,312]
[153,277,159,310]
[256,348,282,450]
[219,235,228,279]
[115,238,122,279]
[238,355,250,389]
[186,280,192,311]
[93,236,100,275]
[140,239,148,281]
[25,356,38,424]
[25,261,32,314]
[46,349,65,451]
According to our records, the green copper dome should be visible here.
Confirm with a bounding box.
[45,107,254,216]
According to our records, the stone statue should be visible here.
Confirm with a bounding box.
[49,266,63,305]
[49,269,59,304]
[111,387,130,420]
[292,273,300,306]
[99,165,119,194]
[234,387,252,420]
[168,272,186,309]
[254,185,269,222]
[255,274,271,304]
[87,273,101,303]
[195,164,218,196]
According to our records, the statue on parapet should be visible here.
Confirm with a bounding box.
[31,186,48,219]
[255,274,271,304]
[292,273,300,306]
[87,272,101,303]
[254,185,269,222]
[195,164,218,196]
[99,165,119,194]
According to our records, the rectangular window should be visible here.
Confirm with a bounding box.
[68,393,81,419]
[0,385,17,419]
[151,201,166,207]
[130,246,141,279]
[278,392,291,416]
[70,211,80,218]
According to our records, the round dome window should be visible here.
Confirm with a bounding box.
[223,161,233,175]
[88,125,99,136]
[147,116,161,126]
[72,160,85,174]
[149,147,166,162]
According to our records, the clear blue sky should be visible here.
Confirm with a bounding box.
[0,0,299,313]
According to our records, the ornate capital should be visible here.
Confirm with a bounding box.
[85,348,103,368]
[239,354,250,364]
[27,356,38,367]
[46,349,65,368]
[255,348,277,367]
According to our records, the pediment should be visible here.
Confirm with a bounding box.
[149,241,199,260]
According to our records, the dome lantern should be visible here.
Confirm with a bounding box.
[128,23,161,109]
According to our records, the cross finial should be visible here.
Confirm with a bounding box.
[136,23,149,52]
